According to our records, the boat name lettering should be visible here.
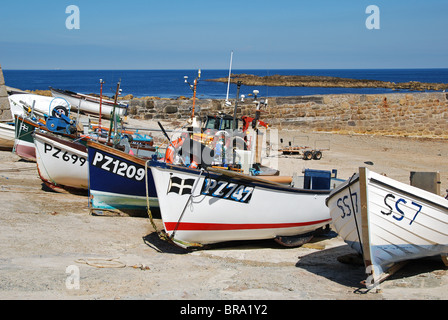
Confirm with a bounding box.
[336,192,358,219]
[381,193,422,225]
[44,143,86,166]
[92,151,145,181]
[201,178,254,204]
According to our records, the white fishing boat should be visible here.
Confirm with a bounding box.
[149,161,337,248]
[34,130,88,193]
[9,93,71,119]
[0,122,15,150]
[50,87,128,119]
[326,167,448,288]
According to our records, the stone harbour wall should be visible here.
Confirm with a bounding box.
[0,64,12,121]
[128,92,448,139]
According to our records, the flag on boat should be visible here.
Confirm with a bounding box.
[167,175,195,195]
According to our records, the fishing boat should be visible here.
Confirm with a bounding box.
[13,115,44,161]
[326,167,448,288]
[87,140,158,217]
[9,93,71,119]
[148,161,338,248]
[0,122,15,150]
[50,87,128,119]
[34,130,88,194]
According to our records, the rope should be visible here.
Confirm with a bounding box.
[75,258,151,270]
[144,160,171,243]
[75,258,126,269]
[170,168,205,240]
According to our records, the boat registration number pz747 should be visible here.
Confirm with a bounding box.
[201,178,254,204]
[91,151,145,182]
[44,143,87,167]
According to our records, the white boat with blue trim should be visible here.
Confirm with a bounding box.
[326,167,448,288]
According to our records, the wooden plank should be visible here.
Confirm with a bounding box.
[359,167,373,270]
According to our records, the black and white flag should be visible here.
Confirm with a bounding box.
[167,175,196,195]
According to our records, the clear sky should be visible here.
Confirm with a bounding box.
[1,0,447,70]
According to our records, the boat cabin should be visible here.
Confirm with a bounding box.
[203,114,239,131]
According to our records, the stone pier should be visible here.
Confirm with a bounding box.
[128,92,448,139]
[0,65,12,120]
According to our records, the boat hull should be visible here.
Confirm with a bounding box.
[8,93,64,118]
[326,167,448,287]
[50,88,127,119]
[150,162,332,248]
[87,140,158,217]
[13,115,39,161]
[34,131,88,193]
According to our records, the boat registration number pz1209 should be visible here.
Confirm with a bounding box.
[91,151,146,182]
[201,178,254,204]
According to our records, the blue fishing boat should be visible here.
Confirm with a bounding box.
[87,140,158,217]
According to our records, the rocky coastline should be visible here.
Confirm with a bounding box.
[207,74,448,91]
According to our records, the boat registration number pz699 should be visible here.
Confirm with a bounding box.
[44,143,87,167]
[201,178,254,204]
[92,151,145,182]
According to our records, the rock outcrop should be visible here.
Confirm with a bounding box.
[207,74,448,91]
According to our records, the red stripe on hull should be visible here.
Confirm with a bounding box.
[164,219,331,232]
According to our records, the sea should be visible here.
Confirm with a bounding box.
[3,69,448,100]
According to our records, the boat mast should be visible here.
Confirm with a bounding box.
[98,79,105,131]
[107,80,122,144]
[225,51,234,106]
[192,69,201,121]
[184,70,201,126]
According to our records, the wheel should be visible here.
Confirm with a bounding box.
[51,106,69,118]
[303,151,313,160]
[313,150,322,160]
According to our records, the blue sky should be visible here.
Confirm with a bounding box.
[1,0,447,70]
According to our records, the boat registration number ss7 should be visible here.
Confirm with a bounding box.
[44,143,87,167]
[335,191,422,226]
[201,178,254,204]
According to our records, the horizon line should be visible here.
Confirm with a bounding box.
[4,67,448,71]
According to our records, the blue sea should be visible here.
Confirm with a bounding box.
[3,69,448,99]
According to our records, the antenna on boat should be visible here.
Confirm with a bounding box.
[184,69,201,127]
[225,51,234,106]
[98,79,105,133]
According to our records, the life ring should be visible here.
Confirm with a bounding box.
[164,137,184,164]
[189,160,199,169]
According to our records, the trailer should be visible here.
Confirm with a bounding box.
[279,146,322,160]
[278,136,329,161]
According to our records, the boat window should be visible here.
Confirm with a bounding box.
[220,119,237,130]
[205,118,217,130]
